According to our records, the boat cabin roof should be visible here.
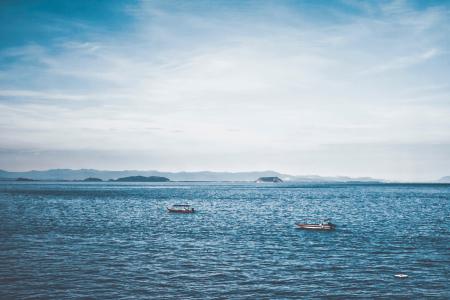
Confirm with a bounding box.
[171,204,191,207]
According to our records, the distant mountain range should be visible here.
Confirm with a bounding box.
[0,168,386,182]
[438,176,450,183]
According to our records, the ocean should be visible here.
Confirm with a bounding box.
[0,182,449,299]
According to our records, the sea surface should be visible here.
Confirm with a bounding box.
[0,182,449,299]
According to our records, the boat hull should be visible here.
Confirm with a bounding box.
[167,208,195,213]
[296,224,335,230]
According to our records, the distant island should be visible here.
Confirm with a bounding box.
[111,176,170,182]
[16,177,37,182]
[83,177,103,182]
[256,176,283,183]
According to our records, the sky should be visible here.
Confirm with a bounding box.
[0,0,449,181]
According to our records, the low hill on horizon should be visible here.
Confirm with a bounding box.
[256,176,283,183]
[113,176,170,182]
[0,168,384,182]
[438,176,450,183]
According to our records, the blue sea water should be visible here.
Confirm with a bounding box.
[0,182,449,299]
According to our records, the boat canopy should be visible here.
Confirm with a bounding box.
[171,204,191,207]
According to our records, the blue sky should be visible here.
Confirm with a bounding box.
[0,0,449,181]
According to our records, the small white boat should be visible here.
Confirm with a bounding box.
[296,218,336,230]
[394,274,409,278]
[167,204,195,213]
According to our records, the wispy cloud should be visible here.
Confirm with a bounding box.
[360,48,442,74]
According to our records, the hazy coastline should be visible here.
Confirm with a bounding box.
[1,168,448,184]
